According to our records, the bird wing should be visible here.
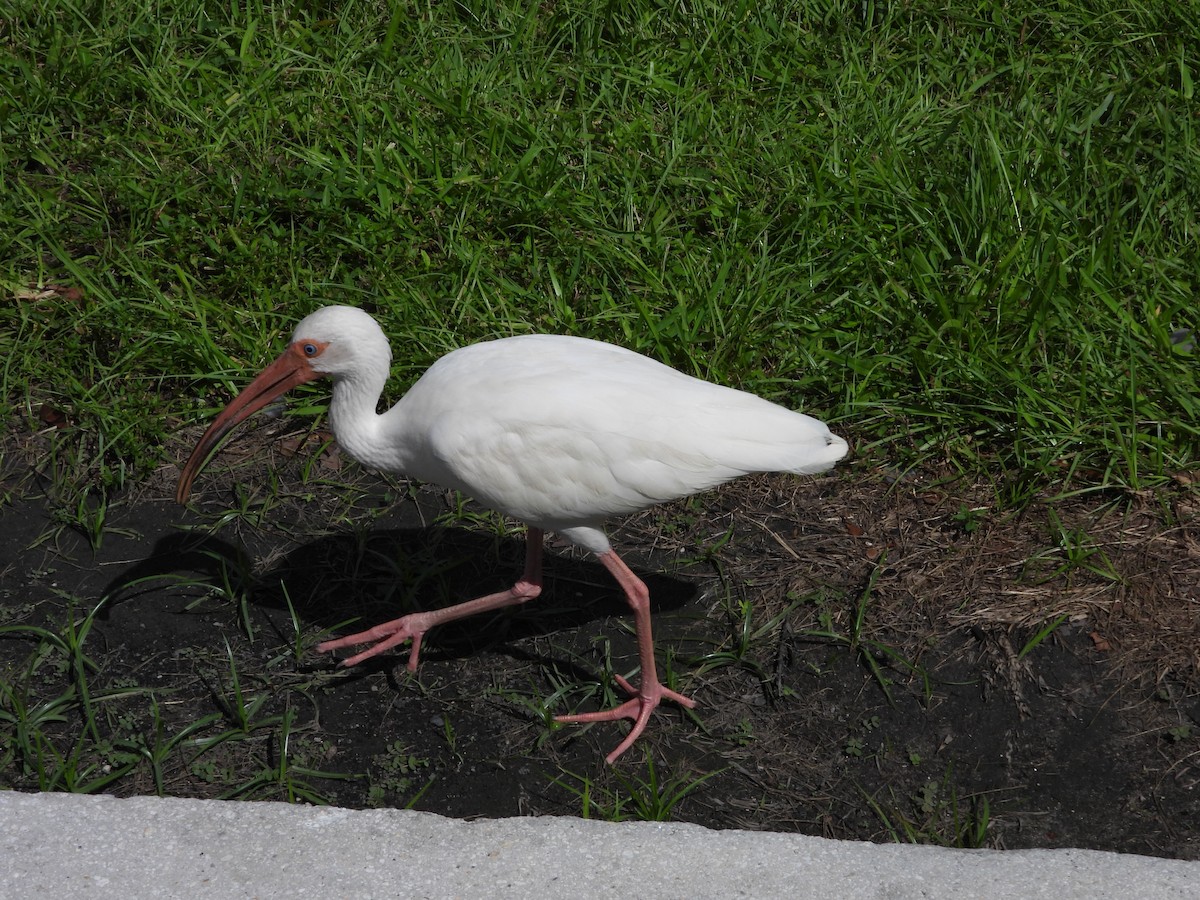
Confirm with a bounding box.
[395,336,843,531]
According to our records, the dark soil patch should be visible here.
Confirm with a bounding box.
[2,431,1198,858]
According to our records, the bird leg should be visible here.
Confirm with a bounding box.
[556,549,696,764]
[317,529,545,670]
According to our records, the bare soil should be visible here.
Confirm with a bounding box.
[2,425,1198,858]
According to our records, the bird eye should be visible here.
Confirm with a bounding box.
[302,343,318,356]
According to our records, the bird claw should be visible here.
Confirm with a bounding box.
[316,617,426,670]
[556,675,697,764]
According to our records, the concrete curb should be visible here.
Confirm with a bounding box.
[2,792,1197,899]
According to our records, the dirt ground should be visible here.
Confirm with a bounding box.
[2,425,1198,859]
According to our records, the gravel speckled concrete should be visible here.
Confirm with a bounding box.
[2,792,1197,899]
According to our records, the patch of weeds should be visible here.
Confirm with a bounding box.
[221,707,355,804]
[431,713,463,765]
[951,504,987,534]
[115,697,220,795]
[262,582,330,670]
[0,600,37,626]
[730,718,755,747]
[859,766,993,849]
[188,645,355,803]
[44,486,135,553]
[189,757,236,786]
[0,672,113,793]
[27,430,135,553]
[570,635,634,710]
[1026,510,1122,585]
[801,562,931,707]
[433,492,517,540]
[2,596,110,741]
[567,632,707,738]
[190,550,262,641]
[0,597,161,793]
[493,672,574,750]
[644,496,705,545]
[1165,724,1193,744]
[843,716,881,759]
[367,740,432,808]
[554,757,723,823]
[198,642,280,740]
[687,588,802,686]
[494,647,628,750]
[201,482,285,534]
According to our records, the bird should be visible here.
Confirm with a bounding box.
[176,305,848,763]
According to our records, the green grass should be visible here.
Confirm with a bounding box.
[2,0,1196,500]
[1,0,1198,838]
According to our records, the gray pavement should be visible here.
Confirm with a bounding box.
[1,791,1197,898]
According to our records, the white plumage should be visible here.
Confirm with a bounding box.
[178,305,847,762]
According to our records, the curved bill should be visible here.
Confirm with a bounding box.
[176,344,322,504]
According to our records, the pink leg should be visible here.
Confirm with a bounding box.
[556,550,696,764]
[317,529,545,670]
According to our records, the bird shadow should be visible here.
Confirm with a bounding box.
[100,523,699,672]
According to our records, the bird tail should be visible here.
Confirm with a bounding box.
[786,431,849,475]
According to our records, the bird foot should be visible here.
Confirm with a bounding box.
[316,578,543,673]
[556,674,697,764]
[316,615,429,670]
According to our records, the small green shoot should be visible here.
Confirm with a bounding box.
[1018,614,1070,659]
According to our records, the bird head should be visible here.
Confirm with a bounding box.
[175,305,389,503]
[286,305,392,379]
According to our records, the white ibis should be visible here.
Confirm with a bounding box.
[177,306,848,763]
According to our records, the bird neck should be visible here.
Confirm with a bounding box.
[326,368,405,472]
